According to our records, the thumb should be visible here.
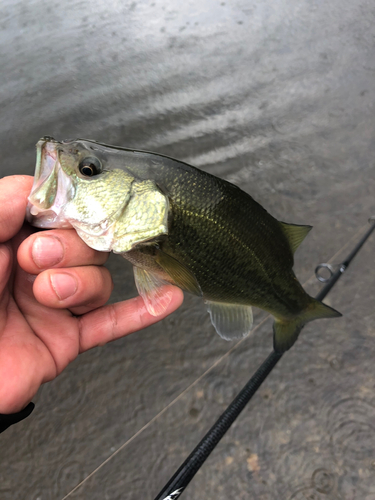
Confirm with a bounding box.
[0,176,34,243]
[0,243,12,304]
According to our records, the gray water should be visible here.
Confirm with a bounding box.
[1,0,375,498]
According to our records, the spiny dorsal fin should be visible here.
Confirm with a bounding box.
[279,222,312,254]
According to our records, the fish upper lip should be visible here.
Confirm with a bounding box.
[40,135,58,143]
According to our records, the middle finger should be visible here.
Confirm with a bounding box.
[18,229,109,274]
[32,264,114,314]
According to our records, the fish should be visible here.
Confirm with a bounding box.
[26,136,342,352]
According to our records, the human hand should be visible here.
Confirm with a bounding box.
[0,175,183,414]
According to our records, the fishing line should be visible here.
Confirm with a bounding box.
[61,219,373,500]
[153,217,375,500]
[60,315,271,500]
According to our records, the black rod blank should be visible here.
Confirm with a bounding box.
[315,220,375,301]
[153,351,282,500]
[153,218,375,500]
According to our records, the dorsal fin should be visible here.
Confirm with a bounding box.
[279,222,312,254]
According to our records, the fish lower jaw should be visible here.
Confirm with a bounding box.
[26,203,72,229]
[73,224,116,252]
[73,223,156,254]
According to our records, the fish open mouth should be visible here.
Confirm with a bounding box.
[26,137,74,228]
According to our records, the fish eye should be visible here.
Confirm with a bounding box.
[79,157,102,177]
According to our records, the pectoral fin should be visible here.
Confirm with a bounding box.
[206,300,253,341]
[155,250,201,296]
[133,266,172,316]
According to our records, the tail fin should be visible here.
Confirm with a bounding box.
[273,299,342,353]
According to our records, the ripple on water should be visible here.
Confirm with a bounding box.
[288,468,340,500]
[54,460,87,498]
[169,294,220,352]
[327,397,375,469]
[37,369,88,415]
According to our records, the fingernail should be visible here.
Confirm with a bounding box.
[32,236,64,268]
[50,273,77,300]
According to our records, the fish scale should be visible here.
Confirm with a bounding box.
[27,137,342,352]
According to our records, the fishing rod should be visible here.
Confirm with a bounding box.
[153,217,375,500]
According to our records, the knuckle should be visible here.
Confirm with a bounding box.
[100,304,118,345]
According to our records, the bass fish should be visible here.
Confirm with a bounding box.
[26,137,341,352]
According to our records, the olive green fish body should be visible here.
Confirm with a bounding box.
[27,138,342,352]
[125,160,310,315]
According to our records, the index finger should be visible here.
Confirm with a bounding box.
[77,285,184,352]
[0,176,33,242]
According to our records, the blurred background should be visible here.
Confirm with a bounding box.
[1,0,375,498]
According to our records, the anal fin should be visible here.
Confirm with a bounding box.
[206,300,253,341]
